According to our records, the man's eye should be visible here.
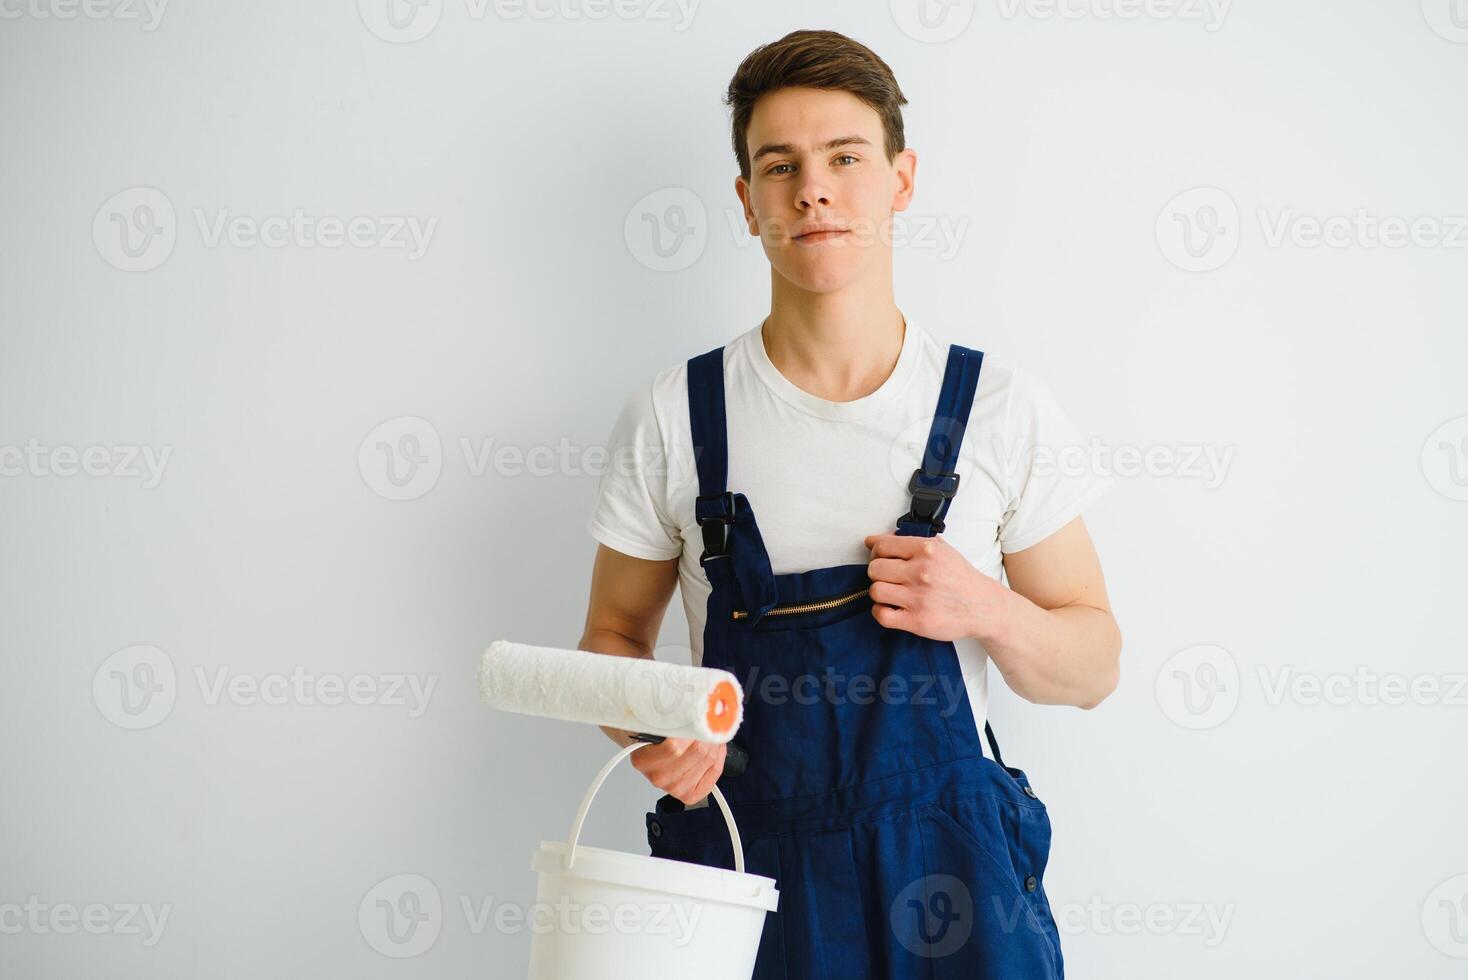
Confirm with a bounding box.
[835,154,858,165]
[770,164,794,175]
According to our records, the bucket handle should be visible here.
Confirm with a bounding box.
[564,741,745,875]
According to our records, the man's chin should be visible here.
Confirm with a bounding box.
[768,258,868,294]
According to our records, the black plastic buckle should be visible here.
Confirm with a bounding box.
[694,491,736,559]
[903,469,960,532]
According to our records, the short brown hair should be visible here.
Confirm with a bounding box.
[724,29,909,182]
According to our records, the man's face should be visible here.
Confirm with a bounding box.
[735,86,916,295]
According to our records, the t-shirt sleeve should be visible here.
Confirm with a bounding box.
[584,380,685,561]
[997,366,1114,554]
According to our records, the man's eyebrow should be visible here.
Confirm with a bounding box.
[751,135,872,164]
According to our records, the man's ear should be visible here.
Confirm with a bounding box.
[734,174,758,236]
[892,147,917,213]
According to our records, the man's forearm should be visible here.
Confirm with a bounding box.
[977,591,1121,709]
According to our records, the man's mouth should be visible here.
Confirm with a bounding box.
[795,228,849,244]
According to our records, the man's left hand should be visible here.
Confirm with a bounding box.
[863,532,1012,644]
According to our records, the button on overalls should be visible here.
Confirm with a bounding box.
[645,342,1065,979]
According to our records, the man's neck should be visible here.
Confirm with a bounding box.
[761,287,906,404]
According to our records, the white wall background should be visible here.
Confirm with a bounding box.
[2,1,1465,977]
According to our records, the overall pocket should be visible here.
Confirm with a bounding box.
[915,796,1063,980]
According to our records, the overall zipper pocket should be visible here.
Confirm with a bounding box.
[731,586,871,621]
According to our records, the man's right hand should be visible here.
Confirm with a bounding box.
[628,736,726,805]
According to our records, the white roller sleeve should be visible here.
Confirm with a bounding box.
[478,639,743,742]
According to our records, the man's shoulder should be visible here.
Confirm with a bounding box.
[917,334,1025,408]
[631,329,752,417]
[613,348,701,438]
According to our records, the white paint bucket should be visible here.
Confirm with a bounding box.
[527,742,779,980]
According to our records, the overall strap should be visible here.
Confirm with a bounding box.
[891,343,1007,769]
[984,719,1006,770]
[896,343,984,537]
[686,346,779,620]
[687,346,733,559]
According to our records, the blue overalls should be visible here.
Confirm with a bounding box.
[645,342,1065,979]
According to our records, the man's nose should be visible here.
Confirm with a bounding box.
[796,179,833,209]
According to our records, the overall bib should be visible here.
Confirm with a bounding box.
[646,342,1065,980]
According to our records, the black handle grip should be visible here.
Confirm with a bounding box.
[629,732,748,777]
[723,740,749,777]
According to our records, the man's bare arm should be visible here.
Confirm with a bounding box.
[577,543,727,804]
[577,543,679,747]
[865,516,1120,709]
[991,516,1122,709]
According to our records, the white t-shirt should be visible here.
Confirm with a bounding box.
[586,315,1112,752]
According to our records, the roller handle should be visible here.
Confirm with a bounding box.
[626,732,748,777]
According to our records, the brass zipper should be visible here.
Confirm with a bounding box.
[731,587,870,621]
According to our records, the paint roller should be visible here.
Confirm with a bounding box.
[478,639,749,777]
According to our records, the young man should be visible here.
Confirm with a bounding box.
[579,28,1119,979]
